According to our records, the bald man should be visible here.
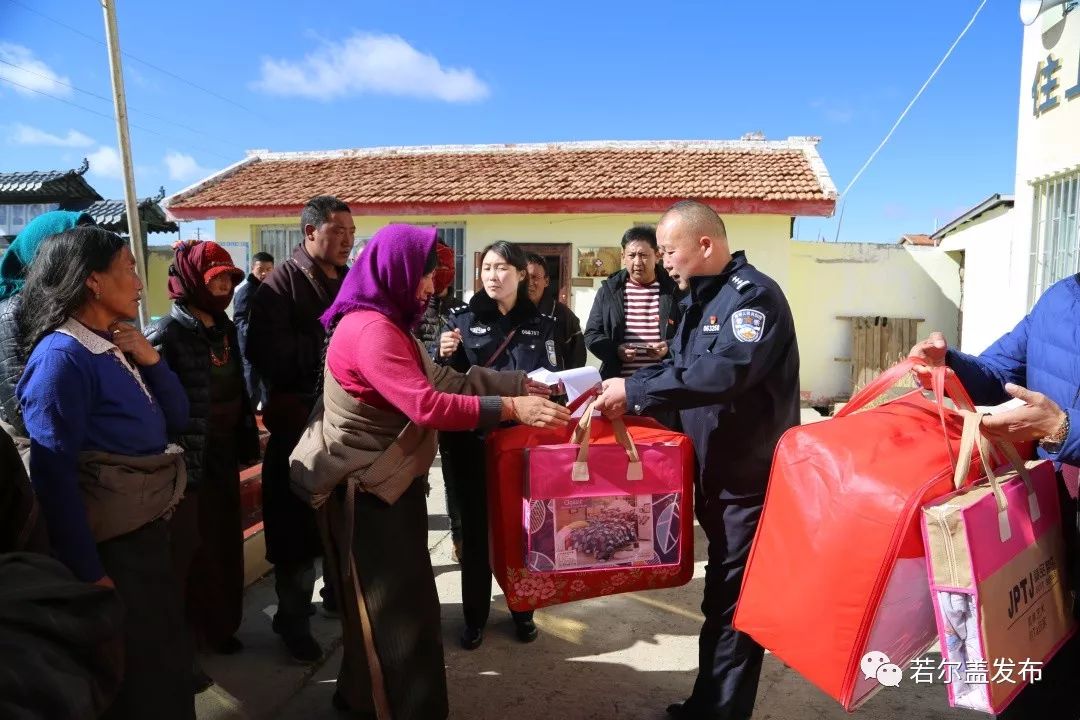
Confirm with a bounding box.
[596,200,800,720]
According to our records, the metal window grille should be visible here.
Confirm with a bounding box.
[256,225,303,265]
[437,224,466,297]
[1030,172,1080,302]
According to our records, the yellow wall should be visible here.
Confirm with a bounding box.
[145,247,174,321]
[788,242,960,404]
[210,213,964,404]
[214,212,793,369]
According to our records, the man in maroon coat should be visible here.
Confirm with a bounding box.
[245,195,354,662]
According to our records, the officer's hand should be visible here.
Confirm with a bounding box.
[505,396,571,428]
[908,331,948,389]
[648,341,668,359]
[595,378,628,418]
[617,343,638,362]
[980,384,1067,443]
[439,329,462,358]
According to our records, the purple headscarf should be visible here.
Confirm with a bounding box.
[321,223,438,331]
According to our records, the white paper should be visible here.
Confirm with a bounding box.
[527,366,602,416]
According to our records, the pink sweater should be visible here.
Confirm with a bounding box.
[326,310,483,431]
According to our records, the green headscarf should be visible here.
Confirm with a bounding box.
[0,210,94,300]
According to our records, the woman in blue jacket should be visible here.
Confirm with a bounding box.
[17,227,194,720]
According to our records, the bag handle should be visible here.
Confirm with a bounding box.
[835,357,974,418]
[482,326,521,368]
[952,410,1042,543]
[571,397,643,482]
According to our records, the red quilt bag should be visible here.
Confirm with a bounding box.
[733,359,1018,711]
[487,403,696,611]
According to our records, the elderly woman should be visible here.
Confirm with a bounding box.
[16,227,193,720]
[146,241,260,689]
[296,223,568,719]
[0,210,95,445]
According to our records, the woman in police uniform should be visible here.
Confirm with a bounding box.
[438,241,561,650]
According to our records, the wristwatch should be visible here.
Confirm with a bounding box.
[1040,414,1070,454]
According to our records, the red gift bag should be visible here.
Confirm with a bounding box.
[733,360,1012,711]
[487,404,695,611]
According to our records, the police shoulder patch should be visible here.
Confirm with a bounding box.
[731,308,766,342]
[448,303,469,316]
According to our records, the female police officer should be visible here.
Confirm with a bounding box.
[437,240,562,650]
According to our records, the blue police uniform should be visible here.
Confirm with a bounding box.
[625,250,800,719]
[438,291,561,643]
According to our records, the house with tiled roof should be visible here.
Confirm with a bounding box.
[165,135,837,337]
[0,159,177,244]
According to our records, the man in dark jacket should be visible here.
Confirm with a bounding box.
[233,251,274,410]
[245,196,354,662]
[584,225,682,380]
[526,253,586,368]
[596,202,800,720]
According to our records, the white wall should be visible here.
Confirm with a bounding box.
[788,242,961,405]
[937,208,1015,354]
[1008,10,1080,320]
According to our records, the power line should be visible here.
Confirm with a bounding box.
[0,74,235,162]
[0,57,240,149]
[3,0,263,118]
[833,0,988,242]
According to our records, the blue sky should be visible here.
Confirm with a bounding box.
[0,0,1022,244]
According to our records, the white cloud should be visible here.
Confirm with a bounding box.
[252,32,489,103]
[163,151,209,182]
[9,123,93,147]
[0,43,71,97]
[87,146,124,180]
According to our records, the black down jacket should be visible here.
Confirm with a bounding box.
[145,302,260,489]
[0,295,27,437]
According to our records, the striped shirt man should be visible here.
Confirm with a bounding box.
[620,279,663,377]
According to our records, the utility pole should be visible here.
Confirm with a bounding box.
[101,0,149,327]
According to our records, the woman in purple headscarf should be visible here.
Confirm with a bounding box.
[309,224,569,719]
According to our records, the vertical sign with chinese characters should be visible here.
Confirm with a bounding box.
[1033,48,1080,116]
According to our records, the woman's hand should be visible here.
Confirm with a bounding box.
[525,379,553,397]
[505,396,571,429]
[109,322,160,366]
[439,329,462,358]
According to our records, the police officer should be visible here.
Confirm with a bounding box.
[438,240,562,650]
[596,201,800,720]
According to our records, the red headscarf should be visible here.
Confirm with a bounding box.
[167,240,245,313]
[433,241,455,295]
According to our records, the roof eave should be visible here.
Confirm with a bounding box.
[167,196,837,221]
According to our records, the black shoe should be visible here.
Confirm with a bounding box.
[514,618,539,643]
[213,635,244,655]
[460,625,484,650]
[331,690,377,719]
[666,701,701,719]
[193,669,215,694]
[272,615,322,663]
